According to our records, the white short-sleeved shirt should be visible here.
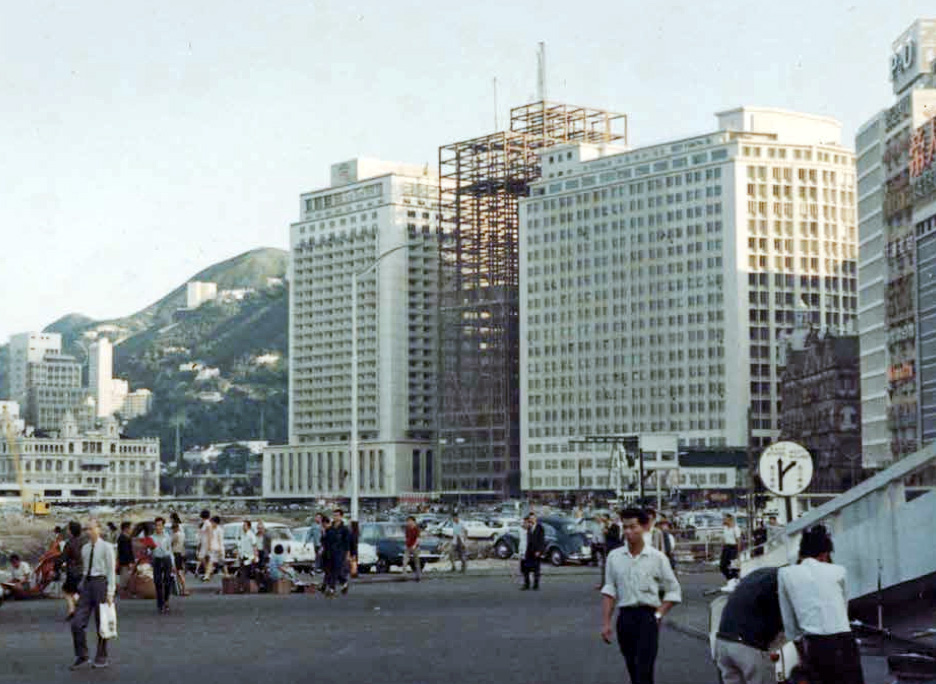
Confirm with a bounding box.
[778,558,851,640]
[601,544,681,609]
[723,525,740,545]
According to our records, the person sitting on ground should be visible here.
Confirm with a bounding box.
[9,554,32,592]
[268,543,297,583]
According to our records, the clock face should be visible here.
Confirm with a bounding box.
[758,442,813,497]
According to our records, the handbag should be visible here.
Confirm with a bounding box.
[98,602,118,640]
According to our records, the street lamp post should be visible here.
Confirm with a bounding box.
[350,241,420,522]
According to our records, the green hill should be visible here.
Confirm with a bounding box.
[3,247,290,462]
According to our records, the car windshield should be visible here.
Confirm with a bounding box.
[269,528,293,541]
[376,524,405,539]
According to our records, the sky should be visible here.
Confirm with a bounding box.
[0,0,931,341]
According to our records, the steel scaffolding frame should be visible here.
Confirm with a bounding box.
[437,101,627,498]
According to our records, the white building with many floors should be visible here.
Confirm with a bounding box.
[519,107,858,492]
[264,159,440,501]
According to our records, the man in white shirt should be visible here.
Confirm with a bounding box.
[69,519,116,670]
[601,506,682,684]
[778,525,864,684]
[237,520,258,582]
[150,516,175,614]
[8,554,32,591]
[720,513,741,580]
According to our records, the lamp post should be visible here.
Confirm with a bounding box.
[350,241,420,522]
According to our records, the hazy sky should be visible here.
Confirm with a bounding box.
[1,0,930,341]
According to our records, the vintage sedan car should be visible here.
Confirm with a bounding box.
[223,522,315,572]
[359,522,442,573]
[434,519,504,540]
[491,517,592,566]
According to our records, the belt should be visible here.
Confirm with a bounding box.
[619,605,656,611]
[717,632,768,651]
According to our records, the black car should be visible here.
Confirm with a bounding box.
[359,522,443,573]
[491,517,592,566]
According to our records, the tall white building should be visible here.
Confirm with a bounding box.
[7,332,93,432]
[89,338,114,417]
[8,332,61,408]
[264,159,440,500]
[519,107,858,492]
[858,19,936,468]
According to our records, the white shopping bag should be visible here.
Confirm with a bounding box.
[99,602,118,640]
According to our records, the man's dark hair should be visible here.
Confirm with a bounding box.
[407,515,416,522]
[10,554,20,563]
[619,507,650,526]
[273,544,284,555]
[154,516,165,525]
[644,507,657,518]
[200,509,210,520]
[333,508,343,515]
[120,521,131,532]
[107,522,117,530]
[68,520,81,537]
[54,526,62,534]
[799,525,833,558]
[210,515,221,524]
[321,515,330,525]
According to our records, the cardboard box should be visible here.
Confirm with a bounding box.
[271,579,293,595]
[221,577,258,594]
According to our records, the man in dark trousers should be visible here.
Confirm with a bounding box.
[522,511,546,590]
[322,509,351,597]
[779,525,864,684]
[714,567,783,684]
[600,507,681,684]
[70,519,116,670]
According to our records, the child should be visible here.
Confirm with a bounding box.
[268,544,296,583]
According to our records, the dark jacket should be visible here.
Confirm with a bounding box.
[116,533,134,567]
[323,523,351,562]
[525,523,546,560]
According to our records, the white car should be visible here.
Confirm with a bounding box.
[357,541,378,574]
[223,522,316,572]
[436,519,502,540]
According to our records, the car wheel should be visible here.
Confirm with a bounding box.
[375,557,390,574]
[357,565,371,575]
[549,547,565,567]
[494,540,513,560]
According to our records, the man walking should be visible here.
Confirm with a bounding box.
[322,509,352,596]
[197,509,212,581]
[402,516,421,582]
[600,507,681,684]
[150,517,175,614]
[521,512,545,591]
[778,525,864,684]
[449,513,468,573]
[237,520,258,583]
[720,513,741,581]
[70,519,116,670]
[714,567,784,684]
[116,522,134,599]
[304,513,325,576]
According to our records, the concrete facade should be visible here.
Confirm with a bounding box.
[519,107,857,493]
[858,19,936,469]
[264,159,440,500]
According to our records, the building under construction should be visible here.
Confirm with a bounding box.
[437,101,627,498]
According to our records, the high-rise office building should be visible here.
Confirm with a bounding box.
[437,101,626,498]
[264,159,440,501]
[89,338,113,417]
[519,107,858,493]
[7,332,92,433]
[858,19,936,468]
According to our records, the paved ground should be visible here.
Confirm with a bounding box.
[1,566,722,684]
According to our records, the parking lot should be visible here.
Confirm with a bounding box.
[0,567,720,684]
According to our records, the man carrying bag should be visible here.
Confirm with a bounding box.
[70,519,116,670]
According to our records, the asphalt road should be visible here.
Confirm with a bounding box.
[0,569,721,684]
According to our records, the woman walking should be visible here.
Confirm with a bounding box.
[170,514,188,596]
[62,521,83,620]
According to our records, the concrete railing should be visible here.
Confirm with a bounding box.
[740,441,936,600]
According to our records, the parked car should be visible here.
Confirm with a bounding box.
[223,522,315,572]
[356,541,378,574]
[491,517,592,566]
[358,522,443,573]
[434,518,504,540]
